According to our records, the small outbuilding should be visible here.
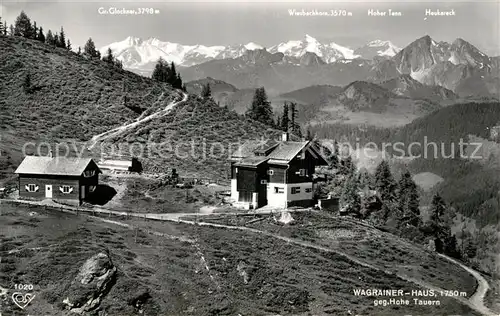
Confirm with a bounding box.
[14,156,101,205]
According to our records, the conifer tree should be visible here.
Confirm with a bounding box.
[37,26,45,42]
[84,37,98,57]
[374,160,397,203]
[59,27,66,48]
[281,102,289,131]
[341,174,361,216]
[174,73,183,89]
[358,168,373,189]
[246,87,274,126]
[14,11,32,38]
[290,102,297,132]
[398,170,421,227]
[114,59,123,69]
[9,24,14,36]
[329,140,340,168]
[104,47,114,63]
[152,57,171,82]
[45,30,54,45]
[1,21,6,36]
[77,46,81,55]
[340,155,356,178]
[66,39,71,51]
[429,193,446,233]
[289,102,302,137]
[54,34,59,47]
[0,18,4,36]
[169,61,177,85]
[32,21,38,39]
[201,83,211,99]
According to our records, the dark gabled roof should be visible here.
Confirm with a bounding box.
[231,139,329,165]
[231,139,277,159]
[234,157,269,168]
[15,156,101,176]
[266,141,310,161]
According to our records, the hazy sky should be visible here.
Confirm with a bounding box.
[1,1,499,55]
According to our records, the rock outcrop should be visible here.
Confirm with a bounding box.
[63,252,117,314]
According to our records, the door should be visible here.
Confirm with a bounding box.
[45,185,52,198]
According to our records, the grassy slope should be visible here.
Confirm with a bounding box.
[0,35,183,179]
[0,36,181,141]
[105,95,283,180]
[0,36,284,180]
[0,203,480,316]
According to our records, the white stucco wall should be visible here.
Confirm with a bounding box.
[267,182,313,208]
[230,179,238,202]
[287,182,313,202]
[267,183,287,208]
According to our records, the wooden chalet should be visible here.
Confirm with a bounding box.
[14,156,101,205]
[230,133,328,209]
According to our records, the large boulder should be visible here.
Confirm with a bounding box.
[62,252,117,314]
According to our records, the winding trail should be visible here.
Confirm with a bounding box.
[437,253,493,315]
[88,92,188,150]
[2,199,496,315]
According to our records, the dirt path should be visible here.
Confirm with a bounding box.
[437,253,494,315]
[3,199,496,315]
[172,218,496,316]
[88,92,188,150]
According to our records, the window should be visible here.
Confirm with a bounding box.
[305,188,312,193]
[260,180,267,184]
[25,184,39,192]
[89,185,96,193]
[83,170,96,178]
[291,187,301,194]
[235,167,238,173]
[267,169,274,175]
[274,187,284,194]
[298,169,308,176]
[59,185,73,194]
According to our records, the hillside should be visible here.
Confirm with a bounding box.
[380,75,458,101]
[311,101,500,276]
[0,36,283,180]
[0,36,183,142]
[94,95,283,179]
[291,81,442,128]
[184,77,238,104]
[0,35,183,177]
[0,203,486,316]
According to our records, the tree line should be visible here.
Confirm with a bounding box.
[3,11,190,93]
[1,11,71,49]
[318,149,465,259]
[200,83,308,139]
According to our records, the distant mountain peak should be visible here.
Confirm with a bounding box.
[354,40,400,59]
[124,36,143,45]
[269,34,356,62]
[244,42,263,50]
[305,34,318,41]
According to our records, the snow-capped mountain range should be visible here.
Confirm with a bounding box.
[354,40,400,59]
[100,34,399,70]
[268,34,360,62]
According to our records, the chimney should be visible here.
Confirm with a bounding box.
[281,132,289,142]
